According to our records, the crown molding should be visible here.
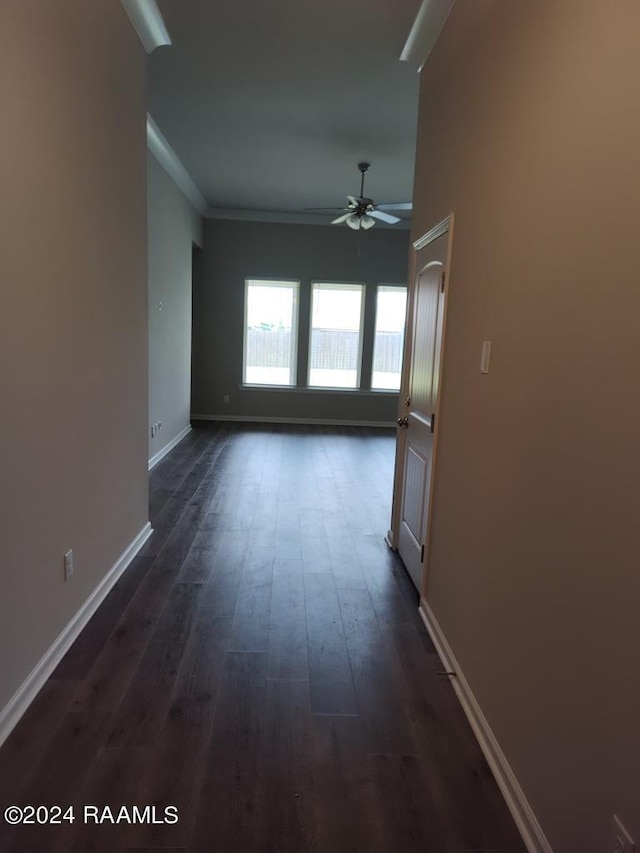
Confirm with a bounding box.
[206,207,411,229]
[400,0,456,71]
[121,0,171,54]
[146,115,209,215]
[206,208,332,225]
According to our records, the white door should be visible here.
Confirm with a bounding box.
[393,225,449,591]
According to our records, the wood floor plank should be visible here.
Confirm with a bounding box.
[370,753,450,851]
[175,546,215,584]
[268,571,309,680]
[199,530,249,619]
[300,508,333,573]
[105,582,204,748]
[303,572,358,715]
[228,546,274,652]
[275,499,303,560]
[189,652,268,853]
[338,587,418,755]
[259,679,318,852]
[324,515,368,589]
[312,715,386,853]
[129,615,233,849]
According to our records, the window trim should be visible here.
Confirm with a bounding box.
[371,282,408,392]
[243,278,300,388]
[307,280,366,390]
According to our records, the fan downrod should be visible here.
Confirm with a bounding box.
[357,162,370,200]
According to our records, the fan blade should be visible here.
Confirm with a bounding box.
[332,212,353,225]
[360,215,376,230]
[370,210,401,224]
[305,207,350,212]
[347,195,362,206]
[376,202,413,211]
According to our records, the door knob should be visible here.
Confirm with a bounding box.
[397,417,409,428]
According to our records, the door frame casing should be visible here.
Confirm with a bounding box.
[388,214,454,597]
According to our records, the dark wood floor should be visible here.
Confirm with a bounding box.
[0,423,526,852]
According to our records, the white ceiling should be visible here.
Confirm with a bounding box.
[149,0,423,224]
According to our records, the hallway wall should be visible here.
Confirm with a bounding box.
[413,2,640,851]
[0,2,149,720]
[147,151,203,464]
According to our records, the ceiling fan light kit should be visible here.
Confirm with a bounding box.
[308,162,412,231]
[344,213,375,230]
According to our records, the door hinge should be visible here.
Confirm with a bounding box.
[420,544,425,563]
[430,413,435,433]
[441,271,446,292]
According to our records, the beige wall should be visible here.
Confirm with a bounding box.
[0,2,148,715]
[414,2,640,851]
[147,152,203,462]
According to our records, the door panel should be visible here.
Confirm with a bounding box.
[409,262,440,416]
[401,445,428,545]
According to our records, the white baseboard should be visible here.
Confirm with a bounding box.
[418,598,553,853]
[0,522,152,750]
[191,414,396,428]
[148,424,192,470]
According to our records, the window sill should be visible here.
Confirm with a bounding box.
[239,384,399,396]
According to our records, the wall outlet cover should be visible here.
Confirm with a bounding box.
[64,549,74,582]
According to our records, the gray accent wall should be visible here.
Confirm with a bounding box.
[148,152,203,462]
[192,220,409,423]
[0,3,148,716]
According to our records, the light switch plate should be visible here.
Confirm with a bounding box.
[480,341,492,374]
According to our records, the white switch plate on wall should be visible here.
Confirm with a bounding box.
[480,341,492,374]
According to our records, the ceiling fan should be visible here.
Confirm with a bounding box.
[307,162,412,230]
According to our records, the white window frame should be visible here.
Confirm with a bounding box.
[371,283,408,392]
[243,278,300,387]
[307,281,366,390]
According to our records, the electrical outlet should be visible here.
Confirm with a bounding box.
[64,549,74,582]
[223,395,230,404]
[612,815,635,853]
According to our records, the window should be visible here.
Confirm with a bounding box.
[371,285,407,390]
[308,283,364,389]
[243,279,298,386]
